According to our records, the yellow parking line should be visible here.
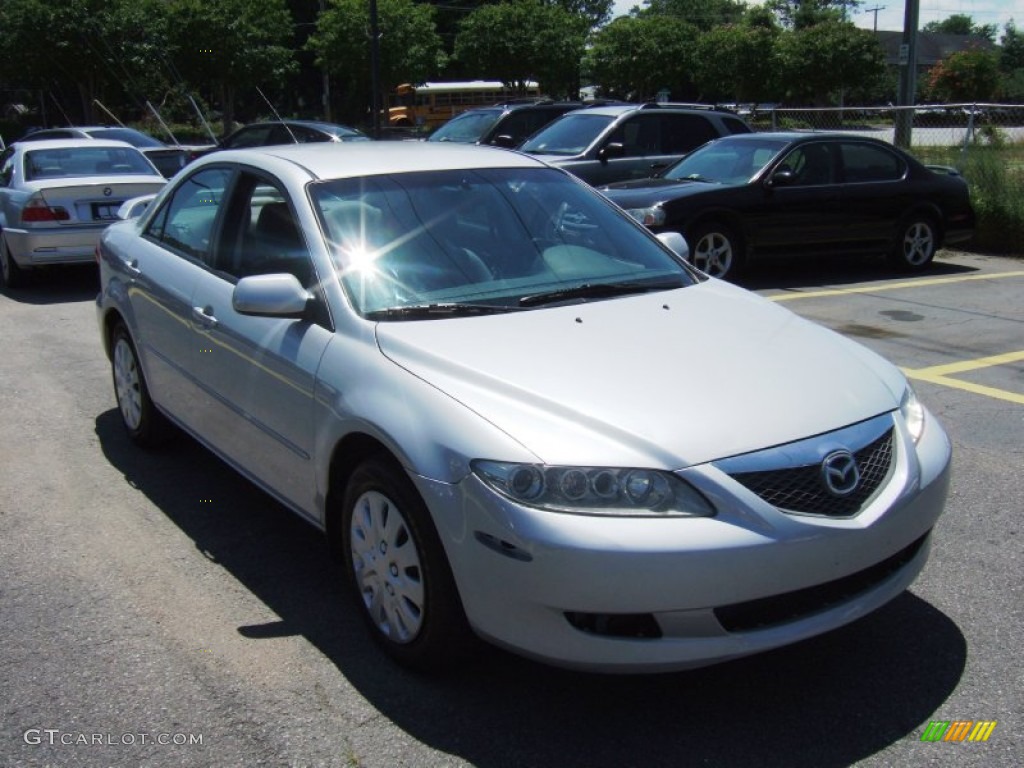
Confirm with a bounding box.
[768,270,1024,302]
[902,350,1024,405]
[902,370,1024,405]
[905,350,1024,377]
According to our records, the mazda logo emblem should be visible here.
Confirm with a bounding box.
[821,450,860,497]
[103,187,112,197]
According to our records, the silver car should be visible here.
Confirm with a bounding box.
[95,142,951,673]
[0,139,166,288]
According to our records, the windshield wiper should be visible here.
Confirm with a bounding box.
[365,302,523,320]
[519,278,684,307]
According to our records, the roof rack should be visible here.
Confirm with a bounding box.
[639,102,734,112]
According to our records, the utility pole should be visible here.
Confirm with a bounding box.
[864,5,885,32]
[319,0,331,122]
[369,0,381,138]
[894,0,919,148]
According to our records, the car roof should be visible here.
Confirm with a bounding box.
[14,138,140,150]
[714,131,895,144]
[205,141,549,180]
[242,119,362,133]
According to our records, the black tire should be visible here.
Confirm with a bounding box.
[0,236,28,289]
[687,222,744,280]
[110,322,172,447]
[341,456,472,670]
[888,215,938,271]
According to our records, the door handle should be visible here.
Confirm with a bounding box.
[191,305,218,329]
[121,258,141,278]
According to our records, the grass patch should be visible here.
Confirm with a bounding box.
[913,142,1024,254]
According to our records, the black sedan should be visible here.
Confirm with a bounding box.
[601,132,975,280]
[190,119,371,160]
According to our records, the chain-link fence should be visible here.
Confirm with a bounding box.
[744,103,1024,254]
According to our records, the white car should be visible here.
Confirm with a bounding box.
[96,142,950,672]
[0,139,166,287]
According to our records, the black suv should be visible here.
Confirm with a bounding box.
[518,103,751,185]
[426,101,590,148]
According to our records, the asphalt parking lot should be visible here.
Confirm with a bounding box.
[1,249,1020,768]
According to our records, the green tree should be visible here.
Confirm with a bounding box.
[638,0,745,31]
[692,21,781,102]
[922,14,997,43]
[166,0,296,133]
[309,0,445,126]
[549,0,614,30]
[766,0,860,30]
[454,1,589,98]
[924,47,1001,102]
[584,15,700,100]
[1000,21,1024,71]
[776,20,885,104]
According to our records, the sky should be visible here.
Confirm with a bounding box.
[608,0,1023,36]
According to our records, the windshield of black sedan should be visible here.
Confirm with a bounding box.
[311,167,695,317]
[663,137,790,184]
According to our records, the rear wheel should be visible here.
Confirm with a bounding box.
[341,456,471,670]
[889,215,938,271]
[687,222,744,280]
[111,322,172,447]
[0,236,27,289]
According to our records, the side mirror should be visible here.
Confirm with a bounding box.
[492,134,516,148]
[597,142,625,163]
[117,194,158,220]
[657,231,689,261]
[232,273,312,318]
[767,169,795,188]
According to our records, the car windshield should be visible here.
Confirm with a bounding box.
[87,128,166,148]
[427,111,503,143]
[311,167,695,318]
[518,113,616,156]
[23,146,157,180]
[663,137,791,185]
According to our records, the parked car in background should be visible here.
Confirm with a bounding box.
[0,139,166,288]
[16,126,197,178]
[426,101,590,147]
[96,141,949,674]
[518,103,751,185]
[601,132,976,280]
[191,119,371,160]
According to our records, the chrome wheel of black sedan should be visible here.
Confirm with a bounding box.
[602,132,975,280]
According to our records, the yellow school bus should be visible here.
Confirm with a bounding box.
[389,81,541,128]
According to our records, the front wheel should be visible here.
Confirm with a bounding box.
[111,322,172,447]
[889,216,938,271]
[342,456,471,670]
[687,222,744,280]
[0,236,28,289]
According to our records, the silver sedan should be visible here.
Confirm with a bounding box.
[95,142,951,673]
[0,139,166,288]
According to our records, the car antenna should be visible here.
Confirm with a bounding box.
[145,100,181,147]
[93,99,127,127]
[49,91,73,127]
[185,94,219,145]
[256,86,298,144]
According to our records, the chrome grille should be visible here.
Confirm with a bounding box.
[729,427,894,517]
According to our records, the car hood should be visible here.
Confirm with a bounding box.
[601,179,720,207]
[374,280,905,469]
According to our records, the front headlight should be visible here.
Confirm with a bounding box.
[472,460,714,517]
[624,206,666,227]
[900,384,926,444]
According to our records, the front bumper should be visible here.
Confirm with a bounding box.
[415,411,951,672]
